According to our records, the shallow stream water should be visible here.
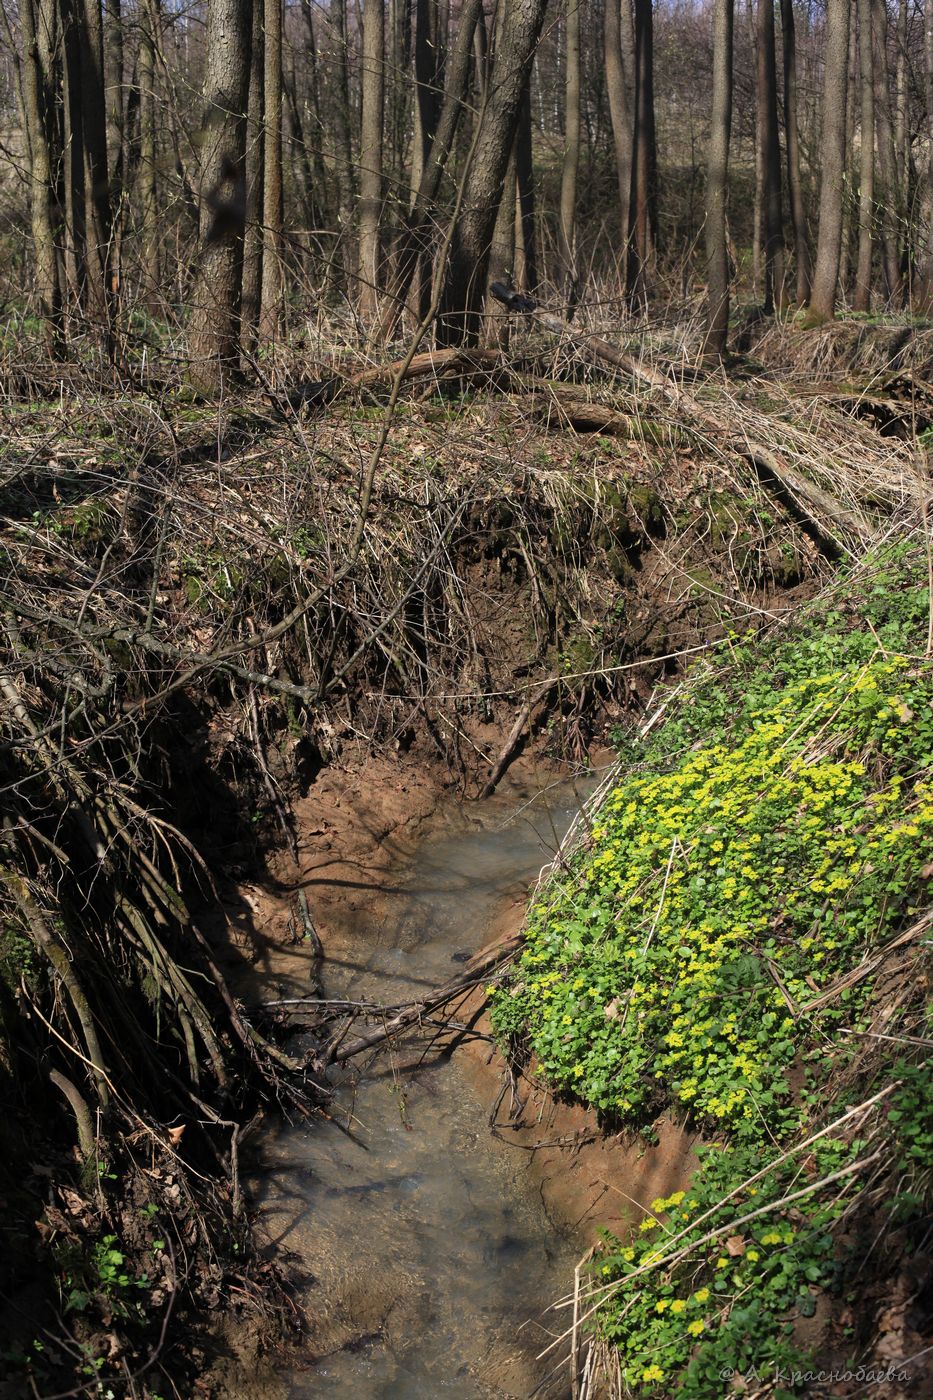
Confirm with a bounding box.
[252,774,596,1399]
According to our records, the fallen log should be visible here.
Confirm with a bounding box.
[489,283,872,555]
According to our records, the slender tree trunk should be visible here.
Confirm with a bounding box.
[559,0,581,313]
[839,13,858,294]
[438,0,549,344]
[871,0,903,302]
[378,0,485,339]
[704,0,733,358]
[259,0,283,339]
[780,0,810,303]
[20,0,63,351]
[515,82,539,291]
[628,0,657,305]
[187,0,251,394]
[412,0,443,198]
[604,0,633,272]
[916,0,933,308]
[332,0,355,287]
[748,0,762,296]
[79,0,115,346]
[895,0,908,190]
[241,0,263,350]
[137,0,159,311]
[756,0,783,311]
[484,137,518,345]
[60,0,87,312]
[103,0,122,189]
[808,0,851,322]
[854,0,875,311]
[358,0,385,319]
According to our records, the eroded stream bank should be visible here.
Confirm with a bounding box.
[242,764,601,1397]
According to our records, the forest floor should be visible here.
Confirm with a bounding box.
[1,311,931,1397]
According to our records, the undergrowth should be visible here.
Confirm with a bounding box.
[491,534,933,1395]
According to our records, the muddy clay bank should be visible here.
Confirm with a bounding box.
[215,751,700,1395]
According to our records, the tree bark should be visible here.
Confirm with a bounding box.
[484,137,518,346]
[331,0,355,287]
[60,0,87,310]
[558,0,581,313]
[515,82,539,291]
[703,0,733,359]
[411,0,443,199]
[780,0,810,303]
[604,0,634,270]
[871,0,903,302]
[854,0,875,312]
[240,0,263,351]
[756,0,783,312]
[259,0,283,339]
[378,0,486,339]
[79,0,115,346]
[137,0,159,312]
[628,0,657,306]
[809,0,851,323]
[19,0,63,352]
[437,0,549,346]
[187,0,252,395]
[916,0,933,308]
[358,0,385,319]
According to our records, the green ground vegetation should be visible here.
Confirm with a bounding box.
[491,534,933,1395]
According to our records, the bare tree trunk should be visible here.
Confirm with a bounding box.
[438,0,549,345]
[604,0,633,270]
[854,0,874,312]
[808,0,851,322]
[558,0,581,313]
[187,0,251,394]
[484,137,518,346]
[103,0,122,189]
[60,0,87,312]
[871,0,903,302]
[780,0,810,303]
[839,10,858,295]
[757,0,783,312]
[332,0,355,287]
[378,0,485,339]
[20,0,63,351]
[748,0,762,296]
[411,0,443,198]
[515,82,539,291]
[241,0,263,350]
[358,0,385,319]
[628,0,657,306]
[704,0,733,358]
[79,0,115,348]
[895,0,907,190]
[916,0,933,309]
[137,0,159,312]
[259,0,283,340]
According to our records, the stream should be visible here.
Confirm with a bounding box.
[252,773,596,1399]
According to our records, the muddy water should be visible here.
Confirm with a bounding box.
[253,776,596,1399]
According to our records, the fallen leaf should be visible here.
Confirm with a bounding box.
[725,1234,746,1257]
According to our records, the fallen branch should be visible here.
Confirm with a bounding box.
[478,679,557,799]
[489,284,874,553]
[315,933,523,1069]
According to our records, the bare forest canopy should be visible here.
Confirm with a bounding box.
[0,0,932,382]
